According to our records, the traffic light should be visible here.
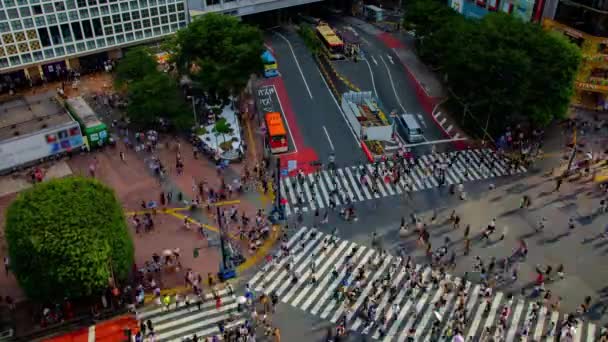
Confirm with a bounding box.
[193,247,200,258]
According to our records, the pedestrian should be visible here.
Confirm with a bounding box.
[464,224,470,239]
[453,215,460,230]
[4,255,9,276]
[119,151,126,162]
[464,238,471,256]
[500,226,509,241]
[554,177,563,192]
[215,295,222,310]
[162,294,171,311]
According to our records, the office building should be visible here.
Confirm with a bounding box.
[0,0,188,92]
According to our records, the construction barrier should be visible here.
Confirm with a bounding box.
[361,140,374,163]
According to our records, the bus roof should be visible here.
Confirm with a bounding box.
[265,112,287,136]
[66,97,104,129]
[261,50,276,64]
[316,24,344,47]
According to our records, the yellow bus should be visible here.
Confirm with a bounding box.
[316,23,345,60]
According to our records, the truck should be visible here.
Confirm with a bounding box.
[65,97,108,149]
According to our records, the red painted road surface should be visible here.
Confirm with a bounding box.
[43,315,139,342]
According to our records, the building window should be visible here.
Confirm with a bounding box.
[103,26,112,34]
[4,0,16,8]
[92,18,102,36]
[101,6,109,14]
[111,4,119,13]
[43,3,54,13]
[19,7,31,17]
[66,0,76,9]
[69,10,79,20]
[90,7,99,17]
[43,49,54,58]
[49,25,62,44]
[82,20,94,38]
[0,23,8,33]
[96,37,105,46]
[0,10,6,21]
[55,2,65,11]
[131,11,140,19]
[123,22,131,31]
[11,20,23,30]
[116,34,124,43]
[150,7,158,16]
[162,25,168,34]
[7,8,19,19]
[160,15,168,24]
[151,17,159,26]
[71,21,83,40]
[133,20,141,29]
[54,46,65,56]
[177,3,184,11]
[135,30,142,39]
[106,36,114,45]
[120,2,129,11]
[139,0,147,6]
[114,24,122,33]
[126,32,133,41]
[122,12,130,21]
[21,53,32,63]
[153,27,160,35]
[35,16,46,26]
[86,40,95,49]
[159,6,167,14]
[0,59,9,68]
[33,51,43,61]
[58,12,68,22]
[9,56,21,66]
[61,23,72,42]
[88,0,97,5]
[76,42,85,51]
[142,18,150,27]
[46,14,57,25]
[130,0,138,9]
[144,28,151,37]
[77,0,87,7]
[141,9,149,18]
[79,9,89,18]
[168,4,175,12]
[169,14,176,22]
[112,14,120,22]
[66,45,75,54]
[23,18,34,28]
[102,16,111,25]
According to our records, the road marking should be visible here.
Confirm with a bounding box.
[274,31,313,99]
[322,125,335,151]
[387,54,394,65]
[440,118,447,125]
[434,111,441,118]
[446,124,453,132]
[316,66,360,147]
[364,57,378,97]
[402,137,468,147]
[88,325,95,342]
[380,55,406,114]
[371,55,378,66]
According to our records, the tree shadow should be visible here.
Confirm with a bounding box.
[537,232,570,245]
[581,234,604,245]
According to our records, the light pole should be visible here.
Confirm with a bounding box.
[187,96,198,127]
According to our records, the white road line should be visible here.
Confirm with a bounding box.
[316,66,360,146]
[533,306,547,341]
[321,170,341,206]
[273,31,312,99]
[364,57,379,97]
[343,168,364,201]
[446,124,453,132]
[371,55,378,66]
[156,303,237,339]
[314,173,331,206]
[414,275,452,339]
[88,326,94,342]
[279,237,331,300]
[587,323,596,342]
[307,174,325,209]
[336,168,356,202]
[386,54,394,64]
[506,300,525,341]
[322,125,335,151]
[380,55,406,114]
[482,292,503,330]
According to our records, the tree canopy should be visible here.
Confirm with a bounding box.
[5,177,134,301]
[168,13,264,101]
[116,47,193,130]
[404,0,581,137]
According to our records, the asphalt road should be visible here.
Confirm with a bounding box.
[268,29,366,166]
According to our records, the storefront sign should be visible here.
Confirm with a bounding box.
[575,82,608,93]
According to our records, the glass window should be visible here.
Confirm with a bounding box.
[23,18,34,28]
[19,7,31,16]
[71,21,83,40]
[130,0,138,9]
[103,26,112,34]
[159,6,167,14]
[10,56,21,66]
[32,5,43,15]
[158,0,166,4]
[144,28,151,37]
[86,40,95,49]
[0,22,9,33]
[114,24,122,33]
[169,14,176,22]
[149,0,156,5]
[35,16,45,26]
[96,37,105,47]
[33,51,43,60]
[106,36,114,45]
[21,53,32,63]
[16,0,27,5]
[120,2,129,11]
[116,34,124,43]
[92,18,102,36]
[58,12,68,22]
[79,9,89,18]
[153,27,160,35]
[122,12,130,21]
[176,2,184,11]
[131,11,139,19]
[99,0,107,3]
[54,46,65,56]
[88,0,97,5]
[102,16,111,25]
[168,4,175,12]
[100,6,109,14]
[150,7,158,16]
[112,14,120,22]
[178,13,184,21]
[49,25,62,44]
[162,25,169,34]
[0,59,9,68]
[69,10,79,20]
[60,24,72,42]
[76,42,85,51]
[38,27,50,46]
[81,20,93,38]
[7,8,19,18]
[133,20,141,29]
[66,45,75,54]
[141,9,149,17]
[110,4,119,13]
[135,30,142,39]
[160,15,168,24]
[77,0,87,7]
[142,18,150,27]
[46,14,57,25]
[66,0,76,9]
[123,22,131,31]
[0,10,6,21]
[43,3,54,13]
[151,17,159,25]
[139,0,147,6]
[55,2,65,11]
[4,0,16,8]
[126,32,133,41]
[90,7,99,17]
[43,49,54,58]
[11,20,23,30]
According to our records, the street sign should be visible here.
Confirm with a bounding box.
[287,160,297,172]
[281,169,289,176]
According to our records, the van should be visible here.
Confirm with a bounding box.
[396,114,424,143]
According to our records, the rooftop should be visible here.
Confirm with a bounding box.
[0,91,74,141]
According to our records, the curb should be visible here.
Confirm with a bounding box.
[142,225,281,304]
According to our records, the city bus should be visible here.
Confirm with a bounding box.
[262,50,279,78]
[316,23,345,60]
[65,97,108,149]
[264,112,288,154]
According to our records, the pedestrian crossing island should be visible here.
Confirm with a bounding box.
[249,227,598,341]
[279,148,527,216]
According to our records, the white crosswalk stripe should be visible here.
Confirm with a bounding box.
[249,227,597,341]
[278,149,526,216]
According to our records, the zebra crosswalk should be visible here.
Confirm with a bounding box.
[279,149,527,216]
[136,289,244,342]
[249,227,598,341]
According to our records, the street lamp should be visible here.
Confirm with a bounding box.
[187,95,198,127]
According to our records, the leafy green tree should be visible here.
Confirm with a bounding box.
[168,13,264,101]
[5,177,134,301]
[125,71,192,130]
[114,47,158,87]
[404,0,580,137]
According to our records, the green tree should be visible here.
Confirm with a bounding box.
[168,13,264,101]
[213,117,233,151]
[125,71,192,130]
[114,47,158,87]
[5,177,134,301]
[404,0,580,137]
